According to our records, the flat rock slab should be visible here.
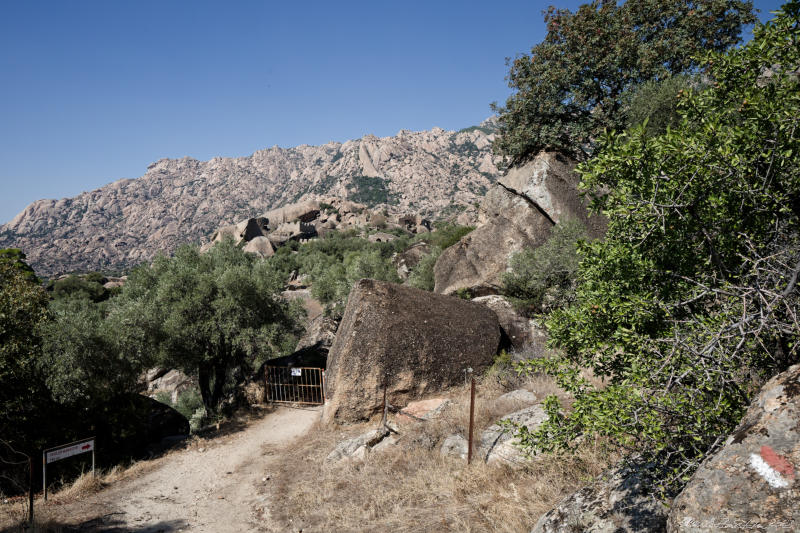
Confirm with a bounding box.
[480,404,548,465]
[324,427,390,465]
[497,389,538,404]
[532,465,668,533]
[397,398,451,424]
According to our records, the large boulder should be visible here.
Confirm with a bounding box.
[242,235,275,257]
[667,364,800,532]
[498,151,606,238]
[322,279,502,424]
[532,465,668,533]
[472,295,548,352]
[434,185,553,296]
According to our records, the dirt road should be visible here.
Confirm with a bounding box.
[45,405,321,532]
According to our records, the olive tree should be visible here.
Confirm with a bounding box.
[118,240,303,415]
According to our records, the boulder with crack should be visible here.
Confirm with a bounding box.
[433,150,606,297]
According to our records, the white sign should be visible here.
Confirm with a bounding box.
[291,368,302,377]
[46,439,94,464]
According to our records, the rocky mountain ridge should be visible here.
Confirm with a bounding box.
[0,121,499,276]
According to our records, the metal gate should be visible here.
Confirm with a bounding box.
[264,366,325,405]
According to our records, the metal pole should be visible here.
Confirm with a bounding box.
[92,448,95,477]
[468,377,475,465]
[28,456,34,525]
[42,452,47,502]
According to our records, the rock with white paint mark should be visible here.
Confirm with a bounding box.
[667,363,800,532]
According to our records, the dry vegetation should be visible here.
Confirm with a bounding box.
[269,369,618,533]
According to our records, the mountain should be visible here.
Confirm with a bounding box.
[0,121,499,276]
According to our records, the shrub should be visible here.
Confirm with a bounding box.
[625,75,694,136]
[406,249,441,291]
[501,219,587,315]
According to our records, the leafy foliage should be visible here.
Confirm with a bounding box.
[502,219,587,315]
[492,0,756,163]
[347,176,397,206]
[406,249,441,291]
[0,258,50,447]
[47,273,112,302]
[516,2,800,492]
[625,75,695,137]
[118,239,303,414]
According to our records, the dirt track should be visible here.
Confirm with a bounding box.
[41,405,321,533]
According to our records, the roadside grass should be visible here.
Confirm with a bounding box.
[269,372,619,532]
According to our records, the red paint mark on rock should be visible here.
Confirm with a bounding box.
[760,445,795,480]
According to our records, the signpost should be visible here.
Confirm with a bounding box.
[42,437,95,501]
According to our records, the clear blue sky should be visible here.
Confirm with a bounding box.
[0,0,785,224]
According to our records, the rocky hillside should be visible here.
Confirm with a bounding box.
[0,121,499,276]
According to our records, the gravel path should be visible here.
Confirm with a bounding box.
[43,405,321,532]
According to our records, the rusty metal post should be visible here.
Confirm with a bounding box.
[381,383,388,426]
[28,456,34,525]
[467,377,475,464]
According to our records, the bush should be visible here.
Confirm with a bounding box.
[625,75,694,136]
[406,249,441,291]
[420,223,474,250]
[502,220,587,315]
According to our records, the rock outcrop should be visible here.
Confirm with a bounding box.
[1,122,499,276]
[667,363,800,532]
[434,151,605,296]
[479,404,548,465]
[322,279,501,424]
[472,295,547,352]
[532,465,668,533]
[498,151,606,238]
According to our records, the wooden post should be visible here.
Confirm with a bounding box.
[467,377,475,464]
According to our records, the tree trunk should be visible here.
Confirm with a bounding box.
[198,361,214,415]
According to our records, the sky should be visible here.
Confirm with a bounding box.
[0,0,786,224]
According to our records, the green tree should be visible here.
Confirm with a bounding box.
[0,248,38,283]
[516,2,800,492]
[48,274,110,302]
[39,296,149,406]
[120,240,303,415]
[492,0,755,163]
[0,258,50,451]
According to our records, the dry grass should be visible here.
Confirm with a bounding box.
[269,372,619,533]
